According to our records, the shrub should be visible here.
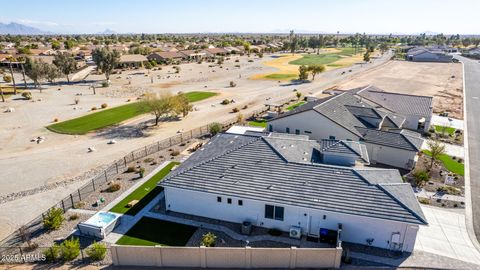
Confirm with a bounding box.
[209,122,222,136]
[126,166,136,173]
[43,207,65,230]
[21,91,32,100]
[105,182,121,192]
[248,59,254,62]
[268,228,282,236]
[171,150,180,156]
[220,99,230,105]
[86,241,107,261]
[419,198,430,204]
[60,238,80,261]
[412,170,429,187]
[138,167,146,177]
[102,81,109,87]
[43,244,60,262]
[235,59,239,62]
[232,107,239,113]
[91,106,97,111]
[242,105,248,110]
[74,97,80,105]
[230,81,236,87]
[437,185,461,195]
[201,232,217,247]
[144,157,154,163]
[234,64,240,68]
[68,213,79,221]
[3,75,12,83]
[74,201,86,208]
[101,103,108,109]
[53,118,59,122]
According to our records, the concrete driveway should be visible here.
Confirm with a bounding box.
[415,206,480,265]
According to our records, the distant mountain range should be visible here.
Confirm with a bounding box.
[0,22,52,35]
[96,28,117,35]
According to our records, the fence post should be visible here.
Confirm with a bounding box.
[169,137,172,146]
[105,171,108,182]
[145,146,148,156]
[131,152,134,161]
[92,179,96,191]
[115,163,119,174]
[157,141,160,151]
[19,247,25,263]
[80,248,85,261]
[70,194,74,208]
[78,189,82,202]
[61,199,65,212]
[124,157,127,167]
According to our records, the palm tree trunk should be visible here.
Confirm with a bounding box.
[21,63,27,89]
[0,84,5,102]
[9,62,17,95]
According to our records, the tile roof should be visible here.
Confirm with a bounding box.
[161,133,427,225]
[356,86,433,118]
[355,127,423,151]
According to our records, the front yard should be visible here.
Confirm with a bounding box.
[116,217,197,246]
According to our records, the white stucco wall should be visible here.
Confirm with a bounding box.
[164,187,419,252]
[268,110,360,141]
[365,143,417,170]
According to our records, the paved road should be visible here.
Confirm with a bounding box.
[455,55,480,246]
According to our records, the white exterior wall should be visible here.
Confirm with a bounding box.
[365,143,417,170]
[268,110,360,141]
[164,187,419,252]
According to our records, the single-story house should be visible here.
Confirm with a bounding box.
[204,48,228,57]
[267,87,430,170]
[406,48,453,62]
[224,46,242,54]
[161,132,427,252]
[117,54,148,68]
[147,52,185,64]
[179,50,206,61]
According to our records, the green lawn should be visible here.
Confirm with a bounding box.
[423,150,464,176]
[116,217,197,246]
[110,162,179,216]
[289,47,365,66]
[248,119,267,128]
[434,125,456,136]
[264,73,298,80]
[286,101,306,111]
[47,91,217,135]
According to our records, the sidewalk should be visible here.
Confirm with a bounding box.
[431,115,464,130]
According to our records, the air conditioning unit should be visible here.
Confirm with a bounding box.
[289,226,302,239]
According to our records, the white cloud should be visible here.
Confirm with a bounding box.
[91,22,116,26]
[17,19,59,27]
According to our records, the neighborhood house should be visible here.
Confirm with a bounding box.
[160,132,427,253]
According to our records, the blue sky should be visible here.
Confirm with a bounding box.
[1,0,478,34]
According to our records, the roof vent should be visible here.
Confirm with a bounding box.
[281,145,286,149]
[230,141,234,144]
[302,157,307,161]
[304,151,308,155]
[267,185,273,189]
[303,181,309,185]
[231,164,237,169]
[290,144,294,147]
[334,170,342,174]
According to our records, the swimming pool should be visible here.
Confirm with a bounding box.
[77,211,121,239]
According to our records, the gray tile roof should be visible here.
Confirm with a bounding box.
[161,133,427,225]
[356,86,433,118]
[320,139,370,164]
[355,127,423,151]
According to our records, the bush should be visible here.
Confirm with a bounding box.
[43,207,65,230]
[268,228,282,236]
[235,59,239,62]
[201,232,217,247]
[221,99,230,105]
[53,118,59,122]
[230,81,236,87]
[101,103,108,109]
[126,166,136,173]
[86,242,107,261]
[102,81,109,87]
[248,59,254,62]
[242,105,248,110]
[60,238,80,261]
[209,122,222,136]
[3,75,12,83]
[68,213,79,221]
[138,167,146,177]
[74,201,85,208]
[21,91,32,100]
[232,107,239,113]
[74,97,80,105]
[419,198,430,204]
[43,244,60,262]
[144,157,154,163]
[105,182,121,192]
[412,170,429,187]
[171,150,180,156]
[91,106,97,111]
[437,185,461,195]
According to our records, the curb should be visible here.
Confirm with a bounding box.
[458,57,480,252]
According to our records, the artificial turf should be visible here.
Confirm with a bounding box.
[286,101,306,111]
[423,150,464,176]
[47,91,217,134]
[109,162,179,216]
[248,119,267,128]
[434,125,456,136]
[116,217,197,246]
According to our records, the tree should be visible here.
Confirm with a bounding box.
[209,122,222,136]
[296,91,302,100]
[24,58,49,91]
[143,92,173,126]
[171,92,192,117]
[290,35,298,54]
[42,207,64,230]
[0,83,4,102]
[363,51,371,62]
[51,41,61,50]
[298,65,309,81]
[92,48,120,81]
[427,140,446,169]
[53,52,77,83]
[7,56,17,95]
[308,64,326,80]
[379,43,389,55]
[45,64,62,83]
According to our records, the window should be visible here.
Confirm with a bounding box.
[238,200,243,206]
[304,130,312,134]
[217,196,222,202]
[227,198,232,204]
[295,129,300,135]
[329,136,336,140]
[286,127,290,133]
[264,204,284,221]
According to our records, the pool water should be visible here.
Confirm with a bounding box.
[84,212,118,227]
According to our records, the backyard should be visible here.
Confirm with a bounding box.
[47,91,217,134]
[109,161,179,216]
[116,217,197,246]
[286,101,305,111]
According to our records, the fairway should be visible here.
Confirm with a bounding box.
[289,47,365,66]
[264,73,297,80]
[47,91,217,135]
